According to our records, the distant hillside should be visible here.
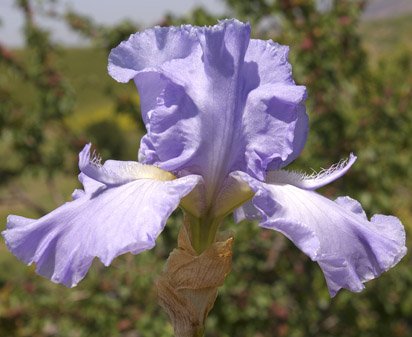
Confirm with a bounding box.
[359,13,412,59]
[363,0,412,20]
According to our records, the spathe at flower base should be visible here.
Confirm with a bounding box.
[2,19,406,337]
[156,218,233,337]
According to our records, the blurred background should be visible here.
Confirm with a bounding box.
[0,0,411,336]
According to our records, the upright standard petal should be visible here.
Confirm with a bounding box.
[2,146,201,287]
[108,20,307,197]
[234,165,406,297]
[108,25,198,83]
[242,39,308,175]
[157,20,251,192]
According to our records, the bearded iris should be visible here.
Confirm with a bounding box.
[2,20,406,298]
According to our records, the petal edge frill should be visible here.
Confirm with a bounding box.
[243,39,308,173]
[108,25,197,83]
[235,172,407,296]
[2,175,200,287]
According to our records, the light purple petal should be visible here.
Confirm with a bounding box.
[156,20,251,188]
[233,199,260,223]
[79,143,145,185]
[266,153,357,190]
[79,143,175,186]
[108,25,197,83]
[265,104,308,170]
[108,20,307,192]
[2,174,199,287]
[235,171,406,296]
[75,173,104,196]
[134,71,202,172]
[242,84,307,179]
[243,39,308,172]
[233,155,355,222]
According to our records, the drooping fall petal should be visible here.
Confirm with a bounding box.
[234,162,406,296]
[2,145,200,287]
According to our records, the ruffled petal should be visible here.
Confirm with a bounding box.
[153,19,251,188]
[134,72,203,172]
[108,25,197,83]
[242,84,307,179]
[235,171,406,296]
[243,39,308,172]
[109,20,307,196]
[147,22,307,182]
[265,104,308,170]
[3,143,201,287]
[2,174,200,287]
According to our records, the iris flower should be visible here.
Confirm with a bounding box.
[3,20,406,297]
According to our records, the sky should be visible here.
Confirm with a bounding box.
[0,0,227,47]
[1,0,409,47]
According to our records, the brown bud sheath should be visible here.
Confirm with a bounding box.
[156,217,233,337]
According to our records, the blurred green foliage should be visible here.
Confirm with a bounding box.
[0,0,411,336]
[0,0,76,183]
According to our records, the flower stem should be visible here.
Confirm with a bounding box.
[187,213,223,254]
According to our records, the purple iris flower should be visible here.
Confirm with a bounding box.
[3,20,406,296]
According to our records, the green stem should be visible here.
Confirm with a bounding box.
[187,214,223,254]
